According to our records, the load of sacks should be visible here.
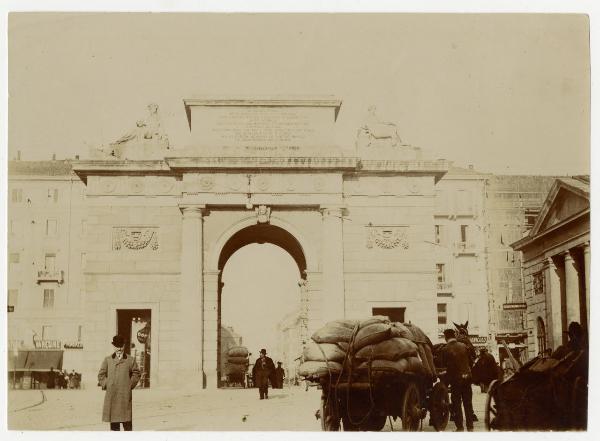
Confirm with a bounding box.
[298,316,437,381]
[226,346,249,374]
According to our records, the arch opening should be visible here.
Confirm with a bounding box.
[216,223,308,388]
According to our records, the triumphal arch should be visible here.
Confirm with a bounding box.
[73,97,448,388]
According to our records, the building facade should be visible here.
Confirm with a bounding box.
[484,176,556,363]
[512,178,590,359]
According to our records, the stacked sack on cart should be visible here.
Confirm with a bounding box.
[226,346,249,374]
[298,316,437,381]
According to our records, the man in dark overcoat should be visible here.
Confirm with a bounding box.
[274,362,285,389]
[440,329,475,432]
[98,335,140,431]
[252,348,275,399]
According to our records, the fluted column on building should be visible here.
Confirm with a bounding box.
[179,204,206,387]
[564,250,581,327]
[583,242,590,328]
[321,207,345,319]
[545,257,563,350]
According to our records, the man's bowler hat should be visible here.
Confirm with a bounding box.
[111,335,125,347]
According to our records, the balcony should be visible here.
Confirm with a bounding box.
[436,281,453,292]
[453,241,478,256]
[36,270,64,284]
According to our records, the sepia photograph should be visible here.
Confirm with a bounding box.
[2,2,595,435]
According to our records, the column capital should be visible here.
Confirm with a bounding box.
[562,250,575,262]
[582,241,591,253]
[179,204,208,217]
[545,256,557,268]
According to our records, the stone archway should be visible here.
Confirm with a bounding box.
[215,223,308,388]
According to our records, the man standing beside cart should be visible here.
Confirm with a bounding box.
[440,328,475,432]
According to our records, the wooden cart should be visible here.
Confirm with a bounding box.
[317,369,449,431]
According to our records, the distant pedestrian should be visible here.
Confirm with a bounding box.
[98,335,140,431]
[47,367,56,389]
[440,329,475,432]
[252,349,275,399]
[274,362,285,389]
[472,348,498,393]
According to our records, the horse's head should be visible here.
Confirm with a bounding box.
[453,321,469,337]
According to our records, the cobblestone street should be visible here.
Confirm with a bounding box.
[8,385,487,431]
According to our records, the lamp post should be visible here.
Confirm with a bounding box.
[12,346,18,389]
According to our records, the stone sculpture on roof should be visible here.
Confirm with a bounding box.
[356,106,422,160]
[92,103,170,160]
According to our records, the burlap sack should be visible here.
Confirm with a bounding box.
[227,356,249,365]
[325,319,360,330]
[353,323,392,351]
[303,341,347,362]
[298,360,343,378]
[415,344,433,377]
[354,337,418,361]
[337,341,350,352]
[356,356,426,375]
[225,363,247,374]
[227,346,249,357]
[359,316,391,328]
[311,324,355,344]
[390,322,414,340]
[403,323,432,345]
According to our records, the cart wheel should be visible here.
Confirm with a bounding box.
[484,380,499,431]
[430,382,450,431]
[320,395,341,431]
[401,382,423,431]
[341,415,359,431]
[570,376,587,430]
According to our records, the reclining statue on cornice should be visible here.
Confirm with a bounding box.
[91,103,170,160]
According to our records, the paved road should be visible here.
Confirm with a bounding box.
[8,384,488,431]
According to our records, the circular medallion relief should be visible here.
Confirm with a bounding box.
[408,183,421,194]
[256,175,270,192]
[129,178,144,194]
[200,176,215,191]
[101,178,117,194]
[228,176,244,191]
[157,179,174,194]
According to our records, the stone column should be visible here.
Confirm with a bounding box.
[179,205,205,388]
[321,207,345,320]
[545,257,563,350]
[203,270,221,389]
[583,242,590,327]
[564,250,581,327]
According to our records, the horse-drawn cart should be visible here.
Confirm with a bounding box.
[301,317,450,432]
[484,348,588,431]
[318,370,450,431]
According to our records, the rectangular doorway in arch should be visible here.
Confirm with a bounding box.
[116,308,151,388]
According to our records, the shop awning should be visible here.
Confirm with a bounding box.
[7,350,63,372]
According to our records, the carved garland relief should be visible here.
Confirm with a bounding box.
[366,225,409,249]
[113,227,159,251]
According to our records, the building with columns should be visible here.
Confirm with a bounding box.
[512,177,590,359]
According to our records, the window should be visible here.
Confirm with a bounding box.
[536,317,547,355]
[372,307,405,323]
[436,264,446,283]
[43,289,55,309]
[46,219,58,236]
[48,188,59,203]
[460,225,469,243]
[42,325,54,340]
[45,254,56,272]
[11,188,23,203]
[434,225,444,245]
[8,289,18,308]
[9,253,20,264]
[533,272,544,296]
[437,303,447,325]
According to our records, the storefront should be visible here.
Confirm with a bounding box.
[8,349,64,389]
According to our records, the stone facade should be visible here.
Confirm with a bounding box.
[512,178,590,359]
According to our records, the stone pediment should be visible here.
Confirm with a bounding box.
[530,178,589,236]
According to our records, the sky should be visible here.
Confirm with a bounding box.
[221,244,300,362]
[7,13,590,175]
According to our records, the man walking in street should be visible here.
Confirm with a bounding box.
[274,362,285,389]
[98,335,140,431]
[441,329,475,432]
[252,349,275,399]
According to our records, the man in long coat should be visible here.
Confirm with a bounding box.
[252,348,275,399]
[98,335,140,431]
